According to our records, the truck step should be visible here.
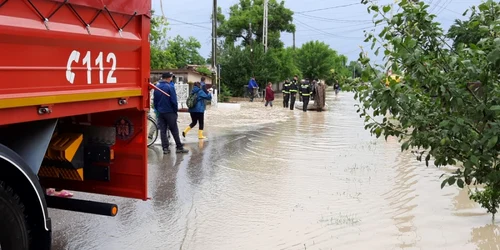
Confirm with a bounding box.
[45,196,118,217]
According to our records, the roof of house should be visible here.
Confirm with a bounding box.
[150,67,212,78]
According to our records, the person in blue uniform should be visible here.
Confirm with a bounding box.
[153,72,189,154]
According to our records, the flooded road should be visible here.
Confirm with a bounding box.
[51,91,500,250]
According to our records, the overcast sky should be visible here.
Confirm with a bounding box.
[152,0,483,64]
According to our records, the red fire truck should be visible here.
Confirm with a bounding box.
[0,0,151,249]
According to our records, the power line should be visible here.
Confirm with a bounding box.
[295,3,361,14]
[152,15,211,30]
[339,48,361,56]
[435,0,453,16]
[307,25,374,35]
[430,0,442,12]
[296,13,372,23]
[295,22,372,32]
[169,21,212,26]
[425,0,463,15]
[294,18,363,40]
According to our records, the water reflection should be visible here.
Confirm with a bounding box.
[471,224,500,250]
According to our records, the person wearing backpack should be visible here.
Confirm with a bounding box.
[182,81,212,139]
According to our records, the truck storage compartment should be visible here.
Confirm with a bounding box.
[0,0,151,125]
[39,109,148,200]
[0,0,151,200]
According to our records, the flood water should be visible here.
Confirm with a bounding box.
[51,91,500,250]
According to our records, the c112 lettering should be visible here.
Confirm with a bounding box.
[66,50,117,84]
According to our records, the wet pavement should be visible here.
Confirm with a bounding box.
[51,91,500,250]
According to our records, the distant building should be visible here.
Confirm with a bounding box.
[150,65,213,85]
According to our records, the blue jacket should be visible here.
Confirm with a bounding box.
[154,80,178,113]
[200,81,209,94]
[248,79,257,90]
[188,86,212,113]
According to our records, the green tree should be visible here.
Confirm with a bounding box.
[150,14,176,69]
[353,0,500,218]
[348,61,363,78]
[218,45,252,96]
[297,41,346,80]
[447,5,496,51]
[218,43,296,96]
[166,35,206,68]
[149,11,207,70]
[274,47,301,80]
[217,0,295,49]
[196,66,212,76]
[150,13,167,48]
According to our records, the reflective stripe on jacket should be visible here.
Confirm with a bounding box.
[282,83,291,94]
[300,84,312,97]
[289,82,298,93]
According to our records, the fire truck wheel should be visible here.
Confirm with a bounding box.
[0,181,30,250]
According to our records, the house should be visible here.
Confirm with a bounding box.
[150,66,215,109]
[150,65,213,85]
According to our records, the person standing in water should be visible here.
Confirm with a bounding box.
[300,80,312,112]
[282,79,290,108]
[183,82,212,139]
[265,82,274,107]
[154,72,189,154]
[289,75,299,110]
[314,80,326,112]
[333,81,341,95]
[310,79,317,101]
[247,76,258,102]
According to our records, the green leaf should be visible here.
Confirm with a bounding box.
[448,177,456,186]
[495,38,500,47]
[490,106,500,111]
[487,136,498,149]
[441,179,448,189]
[383,5,391,13]
[440,138,447,145]
[439,120,449,127]
[478,3,489,11]
[487,49,500,64]
[407,39,417,48]
[457,179,464,188]
[464,160,473,168]
[470,155,479,166]
[370,5,379,12]
[375,127,382,138]
[401,141,410,152]
[361,70,370,82]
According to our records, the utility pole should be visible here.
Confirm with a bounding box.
[249,22,254,76]
[292,31,295,50]
[263,0,268,53]
[212,0,218,100]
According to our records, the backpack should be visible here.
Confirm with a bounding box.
[186,91,198,109]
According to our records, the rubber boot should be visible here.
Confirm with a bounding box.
[198,130,206,139]
[182,126,191,138]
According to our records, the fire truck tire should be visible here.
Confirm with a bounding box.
[0,181,30,250]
